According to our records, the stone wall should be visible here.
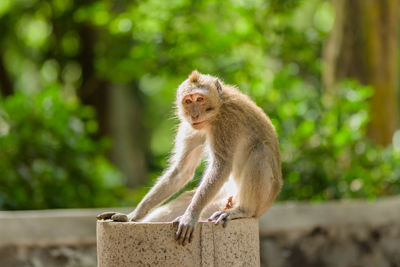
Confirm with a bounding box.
[0,244,96,267]
[259,197,400,267]
[260,223,400,267]
[0,197,399,267]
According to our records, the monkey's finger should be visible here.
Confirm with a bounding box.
[215,213,229,225]
[208,211,222,221]
[176,226,184,243]
[96,212,116,220]
[172,216,181,227]
[178,227,188,245]
[208,211,221,221]
[175,224,183,240]
[111,213,129,222]
[189,229,194,243]
[222,216,230,228]
[183,227,192,246]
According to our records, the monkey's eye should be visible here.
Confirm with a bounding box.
[185,99,192,104]
[206,107,214,112]
[197,97,204,102]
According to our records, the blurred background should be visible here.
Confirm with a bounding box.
[0,0,399,211]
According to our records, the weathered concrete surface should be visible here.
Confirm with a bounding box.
[97,219,260,267]
[0,197,400,267]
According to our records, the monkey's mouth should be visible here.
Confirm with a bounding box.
[191,120,207,129]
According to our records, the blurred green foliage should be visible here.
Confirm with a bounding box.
[276,77,400,200]
[0,86,125,209]
[0,0,399,210]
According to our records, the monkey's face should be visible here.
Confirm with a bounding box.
[176,70,222,129]
[181,93,216,130]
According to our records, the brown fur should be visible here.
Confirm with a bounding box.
[97,71,283,246]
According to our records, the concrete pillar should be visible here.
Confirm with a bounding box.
[97,218,260,267]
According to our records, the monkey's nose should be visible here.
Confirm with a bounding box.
[191,114,199,120]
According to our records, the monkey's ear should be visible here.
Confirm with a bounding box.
[215,79,223,97]
[189,70,200,83]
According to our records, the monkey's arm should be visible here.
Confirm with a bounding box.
[174,156,232,245]
[97,124,205,222]
[128,125,205,221]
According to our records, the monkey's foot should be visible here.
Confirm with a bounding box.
[96,211,129,222]
[208,211,230,228]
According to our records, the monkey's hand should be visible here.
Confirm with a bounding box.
[172,212,198,246]
[208,210,230,227]
[96,212,129,222]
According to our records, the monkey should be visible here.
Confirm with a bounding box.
[97,70,283,246]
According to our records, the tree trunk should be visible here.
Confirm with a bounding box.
[109,84,149,187]
[77,23,110,138]
[0,52,13,97]
[323,0,399,146]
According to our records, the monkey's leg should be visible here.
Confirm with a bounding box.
[209,145,281,227]
[140,191,194,222]
[140,185,227,223]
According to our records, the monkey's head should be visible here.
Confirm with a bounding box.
[177,70,223,130]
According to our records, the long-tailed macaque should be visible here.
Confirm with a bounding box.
[97,70,283,246]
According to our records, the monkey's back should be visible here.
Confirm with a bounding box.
[211,85,281,180]
[218,85,278,143]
